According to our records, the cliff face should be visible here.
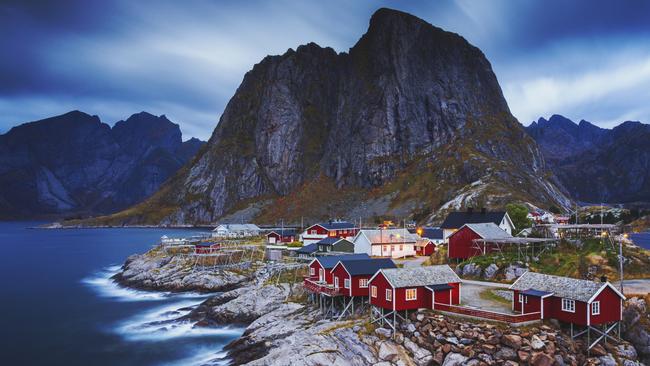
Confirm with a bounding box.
[526,116,650,204]
[0,111,204,218]
[89,8,571,226]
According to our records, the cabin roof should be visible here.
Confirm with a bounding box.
[296,243,318,254]
[338,258,396,276]
[510,271,620,302]
[268,228,297,236]
[462,223,512,240]
[379,265,460,288]
[357,228,419,244]
[441,211,507,229]
[315,237,352,246]
[315,253,370,269]
[421,227,444,239]
[426,284,454,291]
[213,224,260,231]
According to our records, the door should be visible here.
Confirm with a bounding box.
[269,236,276,244]
[319,268,324,282]
[334,277,339,289]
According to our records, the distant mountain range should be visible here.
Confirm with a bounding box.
[0,111,204,219]
[76,8,571,227]
[526,115,650,205]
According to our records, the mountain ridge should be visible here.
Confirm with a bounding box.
[0,110,205,219]
[525,115,650,204]
[70,8,571,226]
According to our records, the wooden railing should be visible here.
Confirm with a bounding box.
[433,303,541,324]
[303,278,342,296]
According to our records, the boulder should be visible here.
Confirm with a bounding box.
[378,341,401,361]
[484,264,499,279]
[407,323,417,333]
[504,264,527,281]
[375,327,392,339]
[598,354,617,366]
[518,350,530,362]
[404,338,433,365]
[530,335,545,350]
[502,334,523,350]
[530,352,554,366]
[495,347,517,361]
[462,263,482,277]
[442,352,468,366]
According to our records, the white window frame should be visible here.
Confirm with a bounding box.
[591,301,600,315]
[405,288,417,301]
[344,278,350,289]
[371,286,377,298]
[518,294,524,303]
[386,289,392,301]
[334,277,339,289]
[310,267,315,276]
[359,278,368,288]
[561,298,575,313]
[319,268,324,282]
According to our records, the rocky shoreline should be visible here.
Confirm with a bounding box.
[112,247,649,365]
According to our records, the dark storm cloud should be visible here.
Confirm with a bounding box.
[1,0,650,139]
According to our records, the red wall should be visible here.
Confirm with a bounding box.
[394,286,432,311]
[267,232,295,243]
[331,264,351,295]
[544,297,588,325]
[512,291,542,314]
[308,261,323,281]
[448,227,482,259]
[590,286,622,325]
[305,225,359,239]
[417,242,435,256]
[369,272,394,310]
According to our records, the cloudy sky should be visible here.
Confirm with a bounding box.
[1,0,650,140]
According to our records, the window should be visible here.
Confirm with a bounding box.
[391,245,395,251]
[344,279,350,289]
[383,245,387,252]
[400,244,403,251]
[562,298,575,313]
[310,230,317,234]
[334,277,339,289]
[359,279,368,288]
[592,301,600,315]
[406,288,417,301]
[319,268,324,282]
[310,267,315,276]
[519,294,528,304]
[371,286,377,298]
[386,289,392,301]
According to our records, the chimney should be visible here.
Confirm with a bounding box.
[467,207,474,214]
[600,275,607,283]
[481,207,487,214]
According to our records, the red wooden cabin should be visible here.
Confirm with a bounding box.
[266,229,297,244]
[510,272,625,326]
[448,223,511,260]
[301,221,359,244]
[305,254,370,286]
[368,265,462,312]
[415,239,435,256]
[331,258,396,297]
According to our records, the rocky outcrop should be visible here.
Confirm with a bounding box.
[113,247,246,292]
[0,110,204,219]
[622,297,650,364]
[526,115,650,204]
[91,7,571,227]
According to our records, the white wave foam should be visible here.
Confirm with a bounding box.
[115,300,244,342]
[81,266,207,302]
[161,349,230,366]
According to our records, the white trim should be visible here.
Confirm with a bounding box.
[334,277,339,289]
[386,288,392,301]
[309,267,315,276]
[561,298,576,313]
[587,282,626,303]
[405,288,417,301]
[344,278,350,289]
[591,301,600,315]
[508,270,530,290]
[359,278,369,288]
[541,297,544,319]
[371,285,377,298]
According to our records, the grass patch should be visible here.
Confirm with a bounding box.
[479,288,511,305]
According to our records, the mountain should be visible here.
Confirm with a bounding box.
[0,110,205,219]
[80,8,570,226]
[526,115,650,204]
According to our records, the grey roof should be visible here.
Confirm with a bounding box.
[510,272,611,302]
[268,229,297,236]
[296,243,318,254]
[380,265,461,288]
[441,211,507,229]
[213,224,260,232]
[338,258,396,276]
[315,253,370,269]
[319,221,356,230]
[464,223,512,240]
[316,237,346,246]
[358,229,419,244]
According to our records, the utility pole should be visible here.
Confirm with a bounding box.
[620,233,626,293]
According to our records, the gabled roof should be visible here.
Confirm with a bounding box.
[314,253,370,269]
[267,228,297,236]
[296,243,318,254]
[421,227,444,240]
[440,211,508,229]
[509,271,625,302]
[315,237,353,246]
[308,221,356,231]
[336,258,396,276]
[375,265,461,288]
[213,224,260,232]
[461,223,512,240]
[356,229,419,245]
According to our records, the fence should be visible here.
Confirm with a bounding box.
[433,303,541,324]
[303,278,343,296]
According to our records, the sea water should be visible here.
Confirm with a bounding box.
[0,222,243,366]
[631,231,650,250]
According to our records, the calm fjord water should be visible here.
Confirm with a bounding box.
[0,222,243,366]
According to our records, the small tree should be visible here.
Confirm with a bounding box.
[506,203,532,234]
